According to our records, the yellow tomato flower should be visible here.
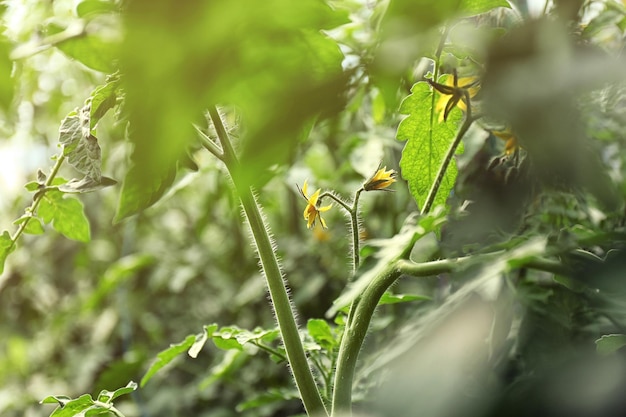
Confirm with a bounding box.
[492,128,519,155]
[298,180,332,229]
[364,166,397,191]
[434,75,480,122]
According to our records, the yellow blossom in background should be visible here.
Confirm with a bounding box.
[491,128,519,155]
[434,75,480,122]
[364,166,397,191]
[298,180,332,229]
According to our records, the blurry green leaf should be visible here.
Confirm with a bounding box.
[57,176,117,193]
[307,319,336,351]
[96,381,137,403]
[379,292,431,305]
[0,230,14,275]
[25,181,41,192]
[199,350,248,390]
[87,75,120,128]
[397,81,462,210]
[213,327,245,351]
[0,36,14,112]
[329,217,419,316]
[76,0,118,18]
[595,334,626,355]
[40,394,105,417]
[237,388,300,412]
[119,0,348,204]
[115,165,176,222]
[141,335,196,387]
[47,23,117,73]
[13,215,45,235]
[38,190,91,242]
[85,253,155,311]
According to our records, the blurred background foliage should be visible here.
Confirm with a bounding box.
[1,0,626,417]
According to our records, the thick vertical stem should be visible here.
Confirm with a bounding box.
[208,107,327,416]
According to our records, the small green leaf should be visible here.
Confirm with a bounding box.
[76,0,118,18]
[57,176,117,193]
[25,181,41,192]
[237,388,300,412]
[0,230,15,275]
[379,292,431,305]
[397,81,463,210]
[40,395,72,405]
[596,334,626,355]
[42,394,95,417]
[38,190,91,242]
[307,319,335,351]
[188,326,214,359]
[21,217,45,235]
[213,327,245,351]
[97,381,137,403]
[141,335,196,387]
[87,75,120,128]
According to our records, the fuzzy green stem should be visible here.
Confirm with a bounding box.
[350,188,364,274]
[331,263,401,416]
[208,107,327,417]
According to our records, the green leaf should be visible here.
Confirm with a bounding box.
[58,107,102,182]
[115,165,176,222]
[0,230,15,275]
[57,176,117,194]
[13,215,45,235]
[237,388,300,412]
[41,394,97,417]
[87,75,120,129]
[595,334,626,355]
[25,181,41,192]
[120,0,348,197]
[76,0,118,18]
[212,327,245,351]
[38,190,91,242]
[188,324,217,359]
[397,81,463,210]
[141,335,196,387]
[0,36,14,112]
[46,23,118,73]
[378,292,432,305]
[97,381,137,403]
[307,319,336,351]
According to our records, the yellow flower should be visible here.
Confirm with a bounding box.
[433,75,480,122]
[491,128,519,155]
[298,180,332,229]
[364,166,397,191]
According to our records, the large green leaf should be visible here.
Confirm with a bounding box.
[46,22,118,73]
[38,190,91,242]
[596,334,626,355]
[397,81,463,210]
[117,0,349,219]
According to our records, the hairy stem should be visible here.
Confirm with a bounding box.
[208,107,327,416]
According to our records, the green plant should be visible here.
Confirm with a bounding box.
[2,1,626,417]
